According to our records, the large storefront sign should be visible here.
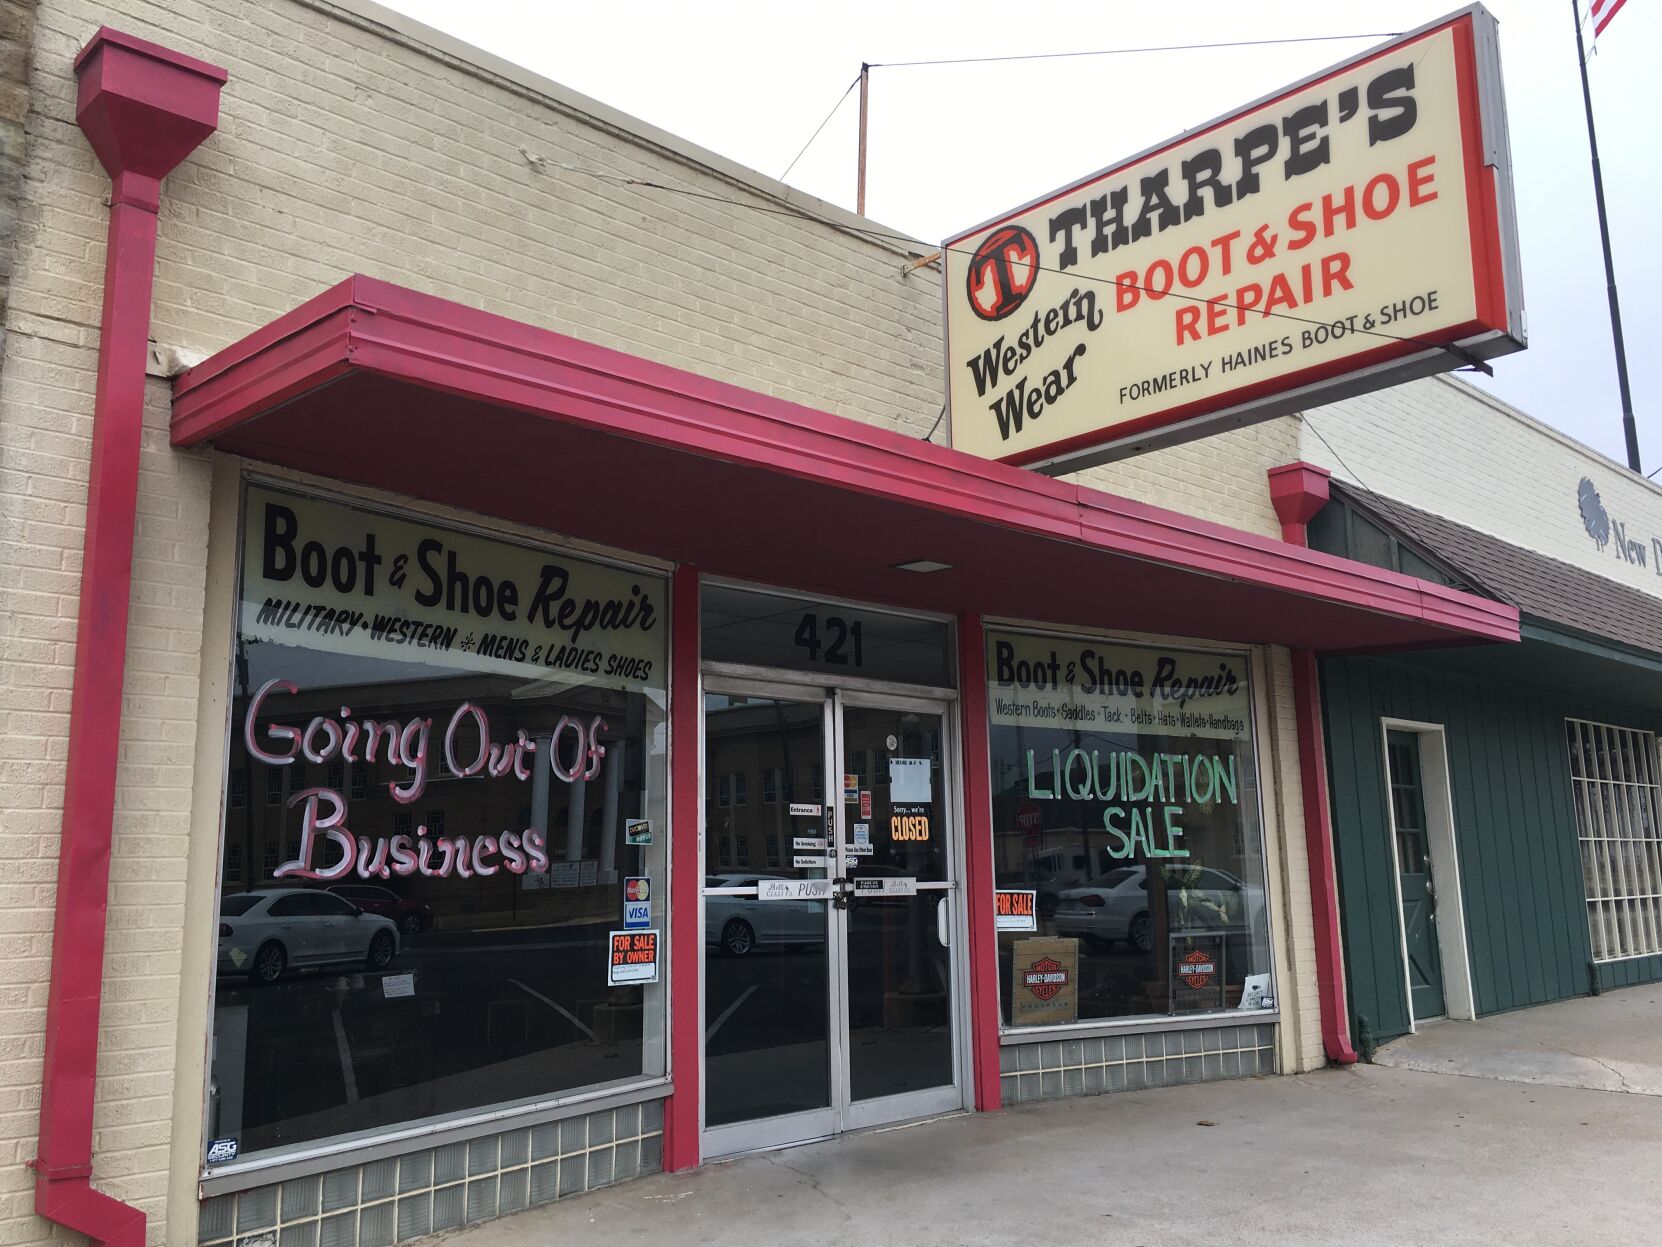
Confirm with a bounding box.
[241,483,663,690]
[985,628,1273,1027]
[943,8,1523,471]
[209,484,669,1171]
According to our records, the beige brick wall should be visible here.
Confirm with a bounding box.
[1300,373,1662,600]
[0,2,1322,1244]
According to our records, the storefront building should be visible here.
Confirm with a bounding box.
[1274,375,1662,1044]
[0,5,1519,1247]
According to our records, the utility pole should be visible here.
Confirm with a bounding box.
[857,62,870,216]
[1572,0,1641,473]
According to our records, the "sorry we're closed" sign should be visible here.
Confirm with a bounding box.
[943,6,1524,472]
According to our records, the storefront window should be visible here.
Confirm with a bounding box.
[985,628,1274,1029]
[207,484,669,1166]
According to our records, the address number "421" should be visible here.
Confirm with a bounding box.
[793,612,864,667]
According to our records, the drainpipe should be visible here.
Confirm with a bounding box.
[30,30,224,1247]
[1266,462,1359,1065]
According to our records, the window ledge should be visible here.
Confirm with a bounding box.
[999,1009,1278,1046]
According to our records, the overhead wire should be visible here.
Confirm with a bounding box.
[869,32,1401,70]
[549,158,1501,372]
[779,72,862,183]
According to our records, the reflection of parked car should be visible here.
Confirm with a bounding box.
[704,874,824,957]
[219,888,400,984]
[1053,866,1262,953]
[327,883,433,936]
[1024,846,1094,915]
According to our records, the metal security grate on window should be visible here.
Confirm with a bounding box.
[1567,719,1662,962]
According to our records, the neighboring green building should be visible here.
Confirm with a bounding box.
[1309,481,1662,1048]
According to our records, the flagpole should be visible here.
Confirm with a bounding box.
[1573,0,1641,473]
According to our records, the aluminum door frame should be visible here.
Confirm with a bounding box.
[698,667,972,1158]
[699,672,844,1160]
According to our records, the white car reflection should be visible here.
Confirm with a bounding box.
[1052,865,1263,953]
[705,873,824,957]
[219,888,401,984]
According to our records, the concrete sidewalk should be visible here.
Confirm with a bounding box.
[443,1059,1662,1246]
[1371,988,1662,1095]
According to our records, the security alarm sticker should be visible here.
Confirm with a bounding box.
[608,929,659,985]
[854,876,918,897]
[853,822,871,845]
[890,806,931,842]
[994,889,1038,931]
[206,1137,238,1165]
[625,819,653,846]
[793,836,828,851]
[790,803,823,817]
[624,876,651,929]
[889,757,932,803]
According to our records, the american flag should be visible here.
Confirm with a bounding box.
[1590,0,1628,37]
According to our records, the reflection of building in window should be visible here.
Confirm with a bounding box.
[854,752,868,787]
[732,771,748,806]
[718,836,732,866]
[265,766,283,805]
[808,767,822,799]
[763,767,781,803]
[766,833,780,867]
[229,769,248,808]
[427,809,446,837]
[224,842,243,882]
[874,748,888,782]
[394,810,413,838]
[929,730,942,762]
[349,761,368,801]
[262,840,278,872]
[717,775,731,808]
[736,835,749,866]
[326,758,345,792]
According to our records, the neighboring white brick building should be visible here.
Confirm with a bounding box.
[0,5,1517,1247]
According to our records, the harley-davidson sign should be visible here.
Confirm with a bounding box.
[1011,937,1080,1025]
[943,6,1523,471]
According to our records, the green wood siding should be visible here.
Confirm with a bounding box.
[1320,656,1662,1045]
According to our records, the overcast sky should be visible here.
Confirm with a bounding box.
[381,0,1660,473]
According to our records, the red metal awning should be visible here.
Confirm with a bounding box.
[171,276,1518,652]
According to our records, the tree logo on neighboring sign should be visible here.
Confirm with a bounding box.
[966,225,1039,321]
[1023,956,1068,1001]
[1179,950,1217,990]
[1578,477,1610,551]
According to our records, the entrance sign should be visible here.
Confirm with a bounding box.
[943,7,1523,471]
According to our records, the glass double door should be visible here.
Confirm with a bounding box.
[702,677,964,1156]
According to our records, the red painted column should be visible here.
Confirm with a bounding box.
[662,564,702,1168]
[32,31,224,1247]
[956,614,1003,1110]
[1267,461,1358,1065]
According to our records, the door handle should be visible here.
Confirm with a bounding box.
[832,876,851,911]
[936,897,949,948]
